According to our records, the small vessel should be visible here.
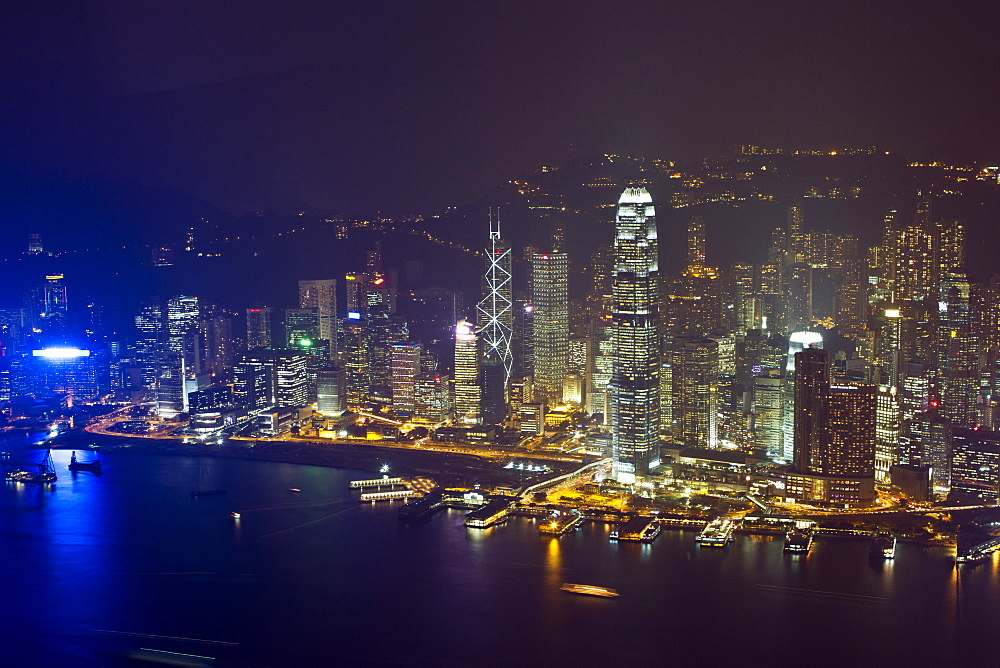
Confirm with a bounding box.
[784,529,814,553]
[191,489,227,497]
[289,488,302,493]
[68,451,102,472]
[869,533,896,559]
[560,583,620,598]
[231,512,242,519]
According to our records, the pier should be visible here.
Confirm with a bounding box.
[696,518,737,547]
[350,477,404,489]
[611,516,661,542]
[465,498,516,528]
[359,489,416,502]
[539,510,585,535]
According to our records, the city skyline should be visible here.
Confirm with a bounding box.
[3,3,1000,663]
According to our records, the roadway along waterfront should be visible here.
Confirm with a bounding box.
[2,434,999,665]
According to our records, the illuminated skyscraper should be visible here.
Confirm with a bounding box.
[390,343,421,417]
[283,308,320,349]
[821,384,876,478]
[246,307,272,350]
[166,296,199,352]
[476,215,513,384]
[298,279,338,360]
[316,366,347,416]
[876,385,901,483]
[752,371,785,459]
[453,320,480,423]
[532,241,569,403]
[792,347,829,471]
[341,313,369,407]
[685,215,706,275]
[611,187,660,482]
[787,201,807,264]
[667,337,718,448]
[135,300,165,355]
[937,272,978,426]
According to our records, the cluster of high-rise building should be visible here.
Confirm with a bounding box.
[4,168,1000,509]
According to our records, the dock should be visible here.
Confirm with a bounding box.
[350,477,404,489]
[610,516,661,542]
[465,498,516,528]
[695,518,737,547]
[398,491,446,520]
[359,489,416,502]
[539,510,585,535]
[956,529,1000,564]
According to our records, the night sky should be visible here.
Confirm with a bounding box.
[2,0,997,214]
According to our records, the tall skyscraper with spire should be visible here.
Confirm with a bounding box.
[477,212,514,425]
[476,212,513,384]
[611,187,660,483]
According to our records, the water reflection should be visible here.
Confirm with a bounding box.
[544,536,562,587]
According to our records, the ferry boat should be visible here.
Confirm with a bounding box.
[289,488,302,493]
[560,583,620,598]
[869,533,896,559]
[784,529,814,553]
[610,516,661,542]
[695,518,736,547]
[68,451,102,472]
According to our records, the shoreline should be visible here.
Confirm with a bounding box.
[44,430,577,489]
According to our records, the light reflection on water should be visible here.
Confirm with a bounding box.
[1,440,998,665]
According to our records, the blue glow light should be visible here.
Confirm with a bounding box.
[32,347,91,359]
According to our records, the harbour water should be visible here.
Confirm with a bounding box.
[2,436,999,665]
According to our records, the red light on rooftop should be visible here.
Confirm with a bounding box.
[249,309,260,312]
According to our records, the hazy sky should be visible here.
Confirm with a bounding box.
[2,0,997,213]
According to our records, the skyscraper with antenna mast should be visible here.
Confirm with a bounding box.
[477,209,513,384]
[477,209,514,424]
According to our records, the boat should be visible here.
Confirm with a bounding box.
[869,533,896,559]
[610,516,661,542]
[5,450,57,484]
[289,488,302,493]
[784,529,814,553]
[560,583,620,598]
[231,512,242,519]
[68,451,102,472]
[191,489,227,497]
[695,518,736,547]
